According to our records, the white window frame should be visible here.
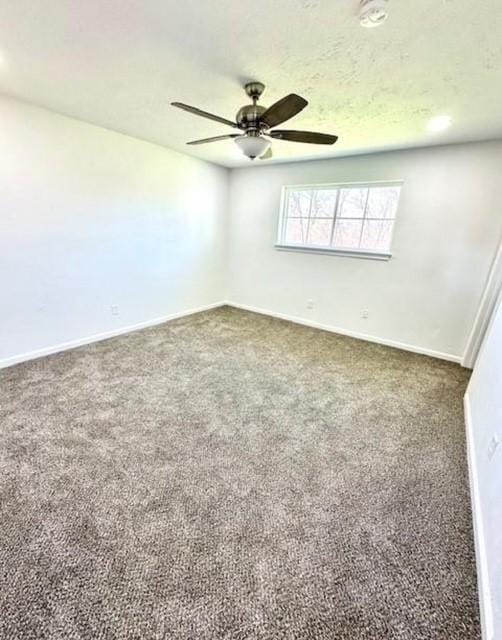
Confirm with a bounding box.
[275,180,403,260]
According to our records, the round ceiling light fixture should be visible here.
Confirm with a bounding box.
[426,115,452,133]
[234,135,271,160]
[359,0,389,28]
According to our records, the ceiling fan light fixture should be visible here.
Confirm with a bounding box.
[359,0,389,28]
[234,135,271,160]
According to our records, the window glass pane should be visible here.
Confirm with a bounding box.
[360,220,394,251]
[366,186,400,219]
[332,219,363,249]
[338,188,368,218]
[280,182,401,253]
[285,218,309,244]
[311,190,337,218]
[307,219,333,246]
[286,190,312,217]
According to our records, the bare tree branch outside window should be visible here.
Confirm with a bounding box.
[281,182,402,254]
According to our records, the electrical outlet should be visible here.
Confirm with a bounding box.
[111,304,120,316]
[306,299,314,310]
[361,309,369,319]
[488,435,500,461]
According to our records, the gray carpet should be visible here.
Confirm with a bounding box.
[0,306,480,639]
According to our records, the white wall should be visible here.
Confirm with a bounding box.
[226,141,502,361]
[465,293,502,640]
[0,96,228,365]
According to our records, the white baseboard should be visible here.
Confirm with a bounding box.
[464,393,494,640]
[224,301,462,364]
[1,299,463,369]
[0,301,225,370]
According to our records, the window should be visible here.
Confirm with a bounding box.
[276,181,402,259]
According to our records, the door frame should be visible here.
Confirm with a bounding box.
[463,233,502,368]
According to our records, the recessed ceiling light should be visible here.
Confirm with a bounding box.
[0,51,8,72]
[427,115,452,133]
[359,0,389,28]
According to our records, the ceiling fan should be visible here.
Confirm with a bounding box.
[172,82,338,160]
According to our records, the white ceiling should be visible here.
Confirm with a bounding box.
[1,0,501,168]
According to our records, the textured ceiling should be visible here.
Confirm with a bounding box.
[0,0,501,167]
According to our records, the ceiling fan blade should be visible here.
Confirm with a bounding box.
[259,147,273,160]
[260,94,308,129]
[171,102,238,128]
[187,134,239,145]
[269,130,338,145]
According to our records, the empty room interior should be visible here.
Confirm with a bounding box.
[1,1,502,638]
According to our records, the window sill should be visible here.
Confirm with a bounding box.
[274,244,392,261]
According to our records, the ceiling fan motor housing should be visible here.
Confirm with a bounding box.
[237,82,268,130]
[236,104,267,130]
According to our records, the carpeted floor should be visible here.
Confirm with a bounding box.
[0,306,480,639]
